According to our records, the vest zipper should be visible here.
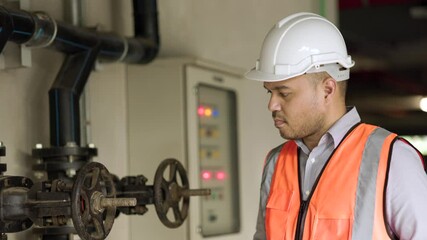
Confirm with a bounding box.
[295,200,307,240]
[295,147,308,240]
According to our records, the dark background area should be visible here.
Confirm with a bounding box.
[339,0,427,135]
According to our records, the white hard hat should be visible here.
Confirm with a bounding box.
[245,12,355,82]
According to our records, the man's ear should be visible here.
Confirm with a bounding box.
[323,77,337,100]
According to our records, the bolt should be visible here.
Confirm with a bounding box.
[56,181,73,191]
[137,175,148,184]
[21,178,30,187]
[135,206,148,215]
[4,178,9,187]
[34,171,45,179]
[68,155,75,163]
[66,169,76,178]
[66,142,77,147]
[57,216,67,225]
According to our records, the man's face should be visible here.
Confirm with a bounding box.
[263,74,327,140]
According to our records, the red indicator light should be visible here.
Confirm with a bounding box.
[216,171,226,181]
[198,106,205,116]
[201,171,212,180]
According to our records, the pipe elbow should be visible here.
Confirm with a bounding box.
[132,0,160,64]
[140,41,159,64]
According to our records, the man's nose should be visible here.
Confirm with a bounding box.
[268,95,281,112]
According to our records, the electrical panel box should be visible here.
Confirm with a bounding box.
[186,65,242,239]
[196,84,240,236]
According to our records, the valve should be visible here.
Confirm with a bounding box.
[1,156,208,239]
[71,162,136,240]
[153,158,211,228]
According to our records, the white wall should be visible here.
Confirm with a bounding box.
[0,0,337,239]
[157,0,337,70]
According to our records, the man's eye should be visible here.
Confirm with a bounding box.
[280,93,289,97]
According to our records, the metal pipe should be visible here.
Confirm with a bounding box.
[65,0,83,26]
[0,7,34,45]
[132,0,159,63]
[0,0,160,64]
[49,46,100,146]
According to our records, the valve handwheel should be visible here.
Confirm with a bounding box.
[71,162,117,240]
[154,158,190,228]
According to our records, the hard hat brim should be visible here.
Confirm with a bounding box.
[244,68,301,82]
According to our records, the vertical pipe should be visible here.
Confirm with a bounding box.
[65,0,90,147]
[132,0,160,63]
[49,89,80,146]
[64,0,83,26]
[49,45,100,147]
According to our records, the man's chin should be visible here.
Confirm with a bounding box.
[279,131,289,139]
[279,130,296,140]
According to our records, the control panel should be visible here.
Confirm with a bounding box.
[197,85,240,236]
[186,65,241,239]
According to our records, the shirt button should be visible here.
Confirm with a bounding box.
[311,158,316,163]
[305,190,310,196]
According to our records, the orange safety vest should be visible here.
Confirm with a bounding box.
[265,123,397,240]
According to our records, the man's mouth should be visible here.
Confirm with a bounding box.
[274,118,285,128]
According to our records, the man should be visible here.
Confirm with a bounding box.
[245,12,427,239]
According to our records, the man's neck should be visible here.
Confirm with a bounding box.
[303,105,347,151]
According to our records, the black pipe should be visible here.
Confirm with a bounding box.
[0,7,16,50]
[1,7,35,44]
[133,0,160,63]
[49,45,100,146]
[0,0,160,64]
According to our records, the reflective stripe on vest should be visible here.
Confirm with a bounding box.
[264,123,397,240]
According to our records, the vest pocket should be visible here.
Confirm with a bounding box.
[313,218,350,240]
[266,189,293,210]
[265,190,294,239]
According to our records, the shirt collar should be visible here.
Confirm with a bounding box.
[328,106,361,148]
[295,106,361,153]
